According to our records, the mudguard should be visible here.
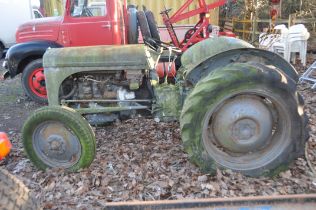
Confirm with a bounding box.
[181,37,298,84]
[4,40,62,77]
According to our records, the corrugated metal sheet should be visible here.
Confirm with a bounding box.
[127,0,219,25]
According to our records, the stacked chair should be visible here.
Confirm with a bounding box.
[272,24,310,66]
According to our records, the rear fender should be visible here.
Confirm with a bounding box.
[181,37,298,85]
[5,41,62,77]
[181,37,254,70]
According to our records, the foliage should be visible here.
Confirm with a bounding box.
[221,0,316,19]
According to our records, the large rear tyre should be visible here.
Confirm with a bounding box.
[145,11,160,41]
[180,63,308,177]
[21,59,48,104]
[0,168,40,210]
[22,107,96,172]
[137,11,152,40]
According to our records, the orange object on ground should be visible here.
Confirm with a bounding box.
[0,132,12,160]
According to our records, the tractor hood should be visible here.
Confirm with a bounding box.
[16,16,63,43]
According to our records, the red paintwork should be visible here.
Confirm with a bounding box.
[16,0,127,47]
[16,0,232,51]
[161,0,228,51]
[28,67,47,98]
[156,62,176,79]
[17,16,62,43]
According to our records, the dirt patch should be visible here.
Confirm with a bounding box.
[0,59,41,133]
[0,56,316,209]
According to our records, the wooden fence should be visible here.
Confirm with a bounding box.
[224,17,316,45]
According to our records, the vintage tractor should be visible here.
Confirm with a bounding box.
[3,0,233,103]
[0,132,39,210]
[21,34,308,177]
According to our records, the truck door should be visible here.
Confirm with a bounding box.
[61,0,113,46]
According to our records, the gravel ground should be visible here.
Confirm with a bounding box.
[0,56,316,209]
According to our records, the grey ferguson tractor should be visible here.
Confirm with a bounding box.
[22,37,308,177]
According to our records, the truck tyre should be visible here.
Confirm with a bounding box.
[22,106,96,172]
[180,62,308,177]
[0,168,40,210]
[128,6,139,44]
[145,11,160,41]
[21,59,48,104]
[137,11,152,40]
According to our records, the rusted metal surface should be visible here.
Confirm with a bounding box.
[105,194,316,210]
[43,44,158,105]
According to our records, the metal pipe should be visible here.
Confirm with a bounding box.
[62,99,152,103]
[106,194,316,210]
[76,106,149,114]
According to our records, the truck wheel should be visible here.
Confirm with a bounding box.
[145,11,160,41]
[0,168,40,210]
[21,59,48,104]
[180,62,308,177]
[22,106,96,172]
[137,11,152,40]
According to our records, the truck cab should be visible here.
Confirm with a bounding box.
[16,0,127,46]
[3,0,133,103]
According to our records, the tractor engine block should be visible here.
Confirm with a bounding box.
[61,70,144,100]
[60,70,147,125]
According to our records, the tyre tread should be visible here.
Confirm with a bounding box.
[22,107,96,172]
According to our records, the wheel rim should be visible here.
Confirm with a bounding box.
[32,121,81,168]
[202,91,290,171]
[28,67,47,98]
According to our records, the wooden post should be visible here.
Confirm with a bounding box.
[288,14,296,27]
[251,0,257,43]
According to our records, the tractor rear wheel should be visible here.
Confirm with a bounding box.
[0,168,40,210]
[21,59,48,104]
[22,106,96,172]
[180,63,308,177]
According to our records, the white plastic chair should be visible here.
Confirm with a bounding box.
[285,31,310,66]
[259,33,280,50]
[271,24,310,66]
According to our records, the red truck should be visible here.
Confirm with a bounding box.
[3,0,229,103]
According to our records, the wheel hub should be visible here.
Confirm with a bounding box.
[212,96,273,153]
[29,68,47,97]
[232,119,258,141]
[47,135,66,154]
[33,121,81,168]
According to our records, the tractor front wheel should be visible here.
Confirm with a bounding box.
[180,63,308,177]
[22,107,96,172]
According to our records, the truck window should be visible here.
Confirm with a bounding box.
[70,0,107,17]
